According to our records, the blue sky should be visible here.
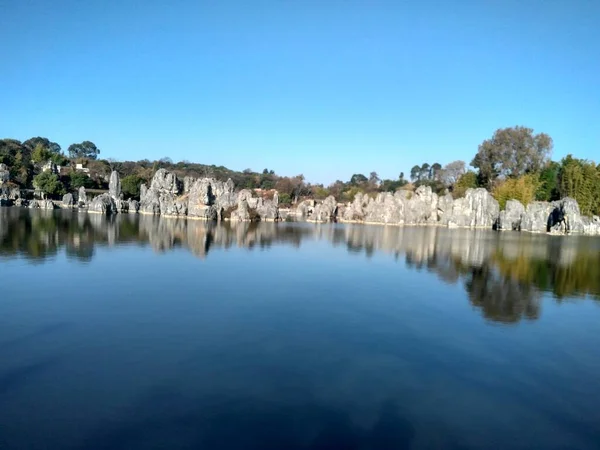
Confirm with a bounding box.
[1,0,598,184]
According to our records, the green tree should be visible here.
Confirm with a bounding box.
[492,174,541,210]
[31,144,52,164]
[471,126,553,188]
[121,174,144,199]
[33,171,65,197]
[558,155,600,216]
[410,165,421,182]
[452,171,478,198]
[68,141,100,160]
[23,137,61,155]
[350,174,368,186]
[536,161,560,201]
[69,171,95,189]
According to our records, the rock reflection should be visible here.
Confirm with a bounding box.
[1,208,599,322]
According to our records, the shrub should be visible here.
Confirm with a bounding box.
[492,174,540,210]
[33,171,65,197]
[278,193,292,206]
[121,174,144,199]
[452,171,478,199]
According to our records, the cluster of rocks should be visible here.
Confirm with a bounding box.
[296,186,600,236]
[63,169,280,222]
[498,197,600,235]
[0,163,22,206]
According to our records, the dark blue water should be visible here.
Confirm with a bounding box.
[1,208,600,450]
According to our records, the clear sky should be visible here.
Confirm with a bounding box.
[1,0,599,184]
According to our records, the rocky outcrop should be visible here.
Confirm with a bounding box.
[549,198,584,234]
[521,202,554,233]
[62,193,75,207]
[88,194,116,214]
[309,196,337,223]
[405,186,439,225]
[140,169,186,216]
[497,200,525,231]
[109,171,121,199]
[447,189,499,229]
[28,199,56,210]
[78,187,88,207]
[128,199,140,213]
[231,199,251,221]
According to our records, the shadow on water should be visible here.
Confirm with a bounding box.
[1,208,600,324]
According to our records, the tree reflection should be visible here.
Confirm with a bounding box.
[1,208,599,323]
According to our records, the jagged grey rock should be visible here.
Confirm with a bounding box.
[78,186,88,206]
[437,193,454,226]
[497,200,525,231]
[405,186,439,225]
[256,198,279,221]
[549,197,585,234]
[128,199,140,213]
[62,193,74,207]
[231,199,251,221]
[364,192,403,224]
[447,188,499,229]
[109,171,121,199]
[309,196,337,222]
[28,199,56,210]
[140,169,186,216]
[88,193,116,214]
[521,202,554,233]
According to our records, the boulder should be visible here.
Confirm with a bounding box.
[88,193,116,214]
[62,193,75,207]
[497,200,525,231]
[296,199,315,219]
[582,216,600,236]
[521,202,554,233]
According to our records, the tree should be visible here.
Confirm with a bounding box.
[399,172,405,181]
[68,141,100,160]
[69,171,95,189]
[420,163,431,181]
[31,144,52,164]
[452,171,478,199]
[440,160,466,186]
[368,171,380,187]
[558,155,600,216]
[121,174,144,199]
[431,163,442,180]
[23,137,61,155]
[492,174,541,210]
[350,174,368,186]
[536,161,560,201]
[33,171,65,197]
[471,126,553,188]
[410,165,421,182]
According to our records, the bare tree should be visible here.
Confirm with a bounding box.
[440,160,466,186]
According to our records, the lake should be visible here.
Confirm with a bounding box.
[1,208,600,450]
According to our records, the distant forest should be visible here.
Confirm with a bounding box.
[1,126,599,215]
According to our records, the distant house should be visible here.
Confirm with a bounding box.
[75,163,90,173]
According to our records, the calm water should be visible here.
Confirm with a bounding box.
[1,208,600,450]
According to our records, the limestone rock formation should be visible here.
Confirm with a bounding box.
[497,200,525,231]
[28,199,56,210]
[521,202,554,233]
[447,189,499,229]
[309,196,337,222]
[405,186,439,225]
[88,193,116,214]
[140,169,186,216]
[109,171,121,199]
[78,186,88,207]
[549,198,585,234]
[231,199,251,222]
[62,193,75,207]
[128,199,140,213]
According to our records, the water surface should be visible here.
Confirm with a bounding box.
[1,208,600,449]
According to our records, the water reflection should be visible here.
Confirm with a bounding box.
[1,208,599,323]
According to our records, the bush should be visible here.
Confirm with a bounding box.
[121,174,144,199]
[452,171,478,198]
[492,174,540,210]
[33,171,65,197]
[69,171,95,189]
[278,193,292,206]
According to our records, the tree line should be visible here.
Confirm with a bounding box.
[1,126,599,214]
